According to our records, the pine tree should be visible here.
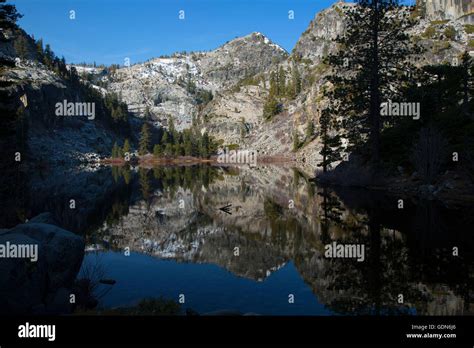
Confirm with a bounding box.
[263,94,280,120]
[168,116,177,143]
[0,0,22,40]
[44,44,54,68]
[139,123,150,155]
[52,56,61,74]
[305,119,315,141]
[278,66,286,97]
[184,138,193,156]
[59,56,67,76]
[200,132,210,158]
[35,38,44,62]
[14,35,29,59]
[173,142,183,156]
[153,144,162,157]
[161,131,169,146]
[122,138,131,155]
[182,130,193,156]
[186,77,196,94]
[291,64,301,98]
[164,143,173,156]
[326,0,420,168]
[269,71,278,97]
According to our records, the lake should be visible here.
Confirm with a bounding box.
[3,164,473,315]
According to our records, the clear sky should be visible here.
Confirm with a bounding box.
[11,0,415,66]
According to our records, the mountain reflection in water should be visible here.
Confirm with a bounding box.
[8,164,474,315]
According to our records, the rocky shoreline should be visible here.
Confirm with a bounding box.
[100,154,296,167]
[316,158,474,208]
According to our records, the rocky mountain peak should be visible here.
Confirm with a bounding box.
[238,31,288,54]
[292,2,351,64]
[99,31,287,131]
[204,31,288,80]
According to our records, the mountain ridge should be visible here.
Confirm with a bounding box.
[2,1,473,171]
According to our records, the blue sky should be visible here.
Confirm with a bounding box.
[12,0,415,66]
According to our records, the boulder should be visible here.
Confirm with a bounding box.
[0,232,47,314]
[8,222,85,290]
[0,218,85,314]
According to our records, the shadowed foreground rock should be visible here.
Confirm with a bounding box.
[0,214,85,314]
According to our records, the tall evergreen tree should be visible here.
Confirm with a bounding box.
[43,43,54,67]
[326,0,420,169]
[168,116,177,143]
[293,64,301,96]
[278,66,286,96]
[13,34,29,59]
[153,143,162,157]
[161,131,169,146]
[174,139,183,156]
[0,0,22,41]
[35,38,44,62]
[122,138,131,155]
[164,143,174,156]
[183,130,193,156]
[269,71,278,97]
[139,123,150,155]
[288,64,302,99]
[200,132,210,158]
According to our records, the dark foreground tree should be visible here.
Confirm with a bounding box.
[325,0,421,170]
[0,0,22,42]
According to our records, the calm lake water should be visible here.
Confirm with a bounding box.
[5,164,473,315]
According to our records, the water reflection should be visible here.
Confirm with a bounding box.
[84,165,473,315]
[1,164,472,315]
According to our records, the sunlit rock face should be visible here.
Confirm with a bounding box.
[104,33,288,131]
[292,2,350,65]
[421,0,474,23]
